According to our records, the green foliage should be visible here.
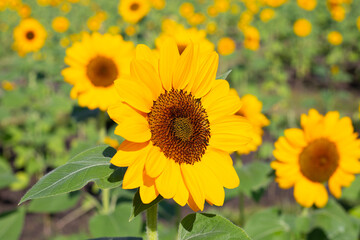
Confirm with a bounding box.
[89,203,142,238]
[20,145,123,204]
[178,213,252,240]
[129,190,163,222]
[0,207,26,240]
[27,192,81,213]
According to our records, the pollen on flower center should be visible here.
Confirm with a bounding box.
[148,89,210,165]
[299,138,339,182]
[26,31,35,40]
[86,56,118,87]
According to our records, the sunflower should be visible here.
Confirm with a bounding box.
[293,18,312,37]
[234,92,270,155]
[118,0,150,24]
[52,16,70,33]
[271,109,360,208]
[217,37,236,56]
[13,18,47,56]
[327,31,342,45]
[155,19,214,55]
[61,33,135,111]
[108,39,253,211]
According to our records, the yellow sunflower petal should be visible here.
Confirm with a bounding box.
[140,173,158,204]
[314,184,328,208]
[202,148,239,189]
[284,128,307,148]
[131,59,163,100]
[187,193,201,212]
[114,78,153,113]
[190,52,218,98]
[201,80,230,109]
[329,168,355,198]
[172,43,195,90]
[209,115,253,152]
[122,156,146,189]
[206,92,241,122]
[181,163,205,211]
[173,176,189,206]
[110,141,150,167]
[145,145,168,178]
[136,44,159,70]
[294,177,319,208]
[155,160,181,199]
[159,38,180,91]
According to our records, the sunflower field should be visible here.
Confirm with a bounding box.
[1,0,360,239]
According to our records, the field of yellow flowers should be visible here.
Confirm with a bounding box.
[1,0,360,239]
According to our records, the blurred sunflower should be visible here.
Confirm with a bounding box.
[179,2,194,18]
[297,0,317,11]
[327,31,342,45]
[217,37,236,56]
[293,18,312,37]
[13,18,47,56]
[234,92,270,155]
[272,109,360,208]
[260,8,275,22]
[61,33,135,111]
[156,19,214,55]
[52,16,70,33]
[243,26,260,51]
[108,39,253,211]
[357,16,360,31]
[118,0,150,24]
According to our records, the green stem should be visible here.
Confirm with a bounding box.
[239,192,245,227]
[102,188,110,214]
[146,204,158,240]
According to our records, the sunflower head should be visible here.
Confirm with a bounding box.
[13,18,47,56]
[108,38,254,211]
[118,0,151,24]
[271,109,360,208]
[61,33,135,111]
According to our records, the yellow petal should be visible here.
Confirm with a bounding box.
[294,177,319,208]
[110,141,150,167]
[140,173,158,204]
[131,59,163,100]
[159,38,179,91]
[314,184,328,208]
[284,128,307,148]
[201,80,229,109]
[122,156,146,189]
[114,78,153,113]
[202,148,239,189]
[329,168,355,198]
[209,116,253,152]
[173,176,189,206]
[206,92,241,122]
[155,160,181,199]
[172,43,195,90]
[191,52,218,98]
[187,193,201,212]
[181,163,205,211]
[136,44,159,70]
[196,161,225,206]
[145,145,168,178]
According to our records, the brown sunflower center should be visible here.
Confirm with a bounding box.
[130,2,140,11]
[299,138,339,183]
[26,31,35,40]
[148,89,210,165]
[86,56,118,87]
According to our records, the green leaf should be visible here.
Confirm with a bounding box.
[20,145,122,204]
[226,161,272,201]
[129,190,163,222]
[0,158,16,189]
[95,167,127,189]
[89,203,142,238]
[89,238,142,240]
[216,69,232,80]
[0,207,26,240]
[244,208,292,240]
[312,199,359,240]
[178,213,252,240]
[341,175,360,202]
[28,192,81,213]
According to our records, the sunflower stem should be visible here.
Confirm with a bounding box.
[102,188,110,215]
[239,192,245,227]
[146,203,158,240]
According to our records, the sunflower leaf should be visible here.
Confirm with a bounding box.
[178,213,252,240]
[0,207,26,240]
[19,145,122,204]
[216,69,232,80]
[129,190,163,222]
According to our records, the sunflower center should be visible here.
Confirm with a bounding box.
[299,138,339,183]
[26,31,35,40]
[130,3,140,11]
[86,56,118,87]
[148,89,210,165]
